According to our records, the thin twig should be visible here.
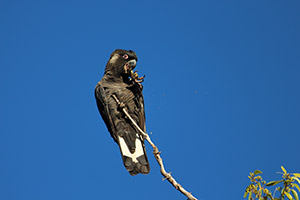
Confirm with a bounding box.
[112,94,198,200]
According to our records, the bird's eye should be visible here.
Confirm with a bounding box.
[123,54,129,60]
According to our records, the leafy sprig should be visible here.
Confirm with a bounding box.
[245,166,300,200]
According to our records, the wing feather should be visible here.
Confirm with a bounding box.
[95,82,118,142]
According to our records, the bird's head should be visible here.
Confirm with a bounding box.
[105,49,138,78]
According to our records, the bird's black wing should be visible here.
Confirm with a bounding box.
[138,92,146,133]
[95,82,118,142]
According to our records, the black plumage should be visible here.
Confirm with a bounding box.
[95,49,150,175]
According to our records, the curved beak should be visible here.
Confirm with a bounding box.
[124,59,137,74]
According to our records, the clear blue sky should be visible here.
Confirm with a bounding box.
[0,0,299,200]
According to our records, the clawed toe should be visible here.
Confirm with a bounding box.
[129,70,145,83]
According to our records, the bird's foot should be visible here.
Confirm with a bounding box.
[130,70,145,83]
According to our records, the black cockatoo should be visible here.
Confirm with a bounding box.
[95,49,150,175]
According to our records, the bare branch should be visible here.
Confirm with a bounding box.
[112,94,198,200]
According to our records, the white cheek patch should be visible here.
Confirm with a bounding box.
[109,54,119,64]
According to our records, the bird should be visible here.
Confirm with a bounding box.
[95,49,150,175]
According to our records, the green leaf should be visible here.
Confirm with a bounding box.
[255,170,263,175]
[248,192,252,200]
[266,180,283,186]
[294,174,300,178]
[292,177,300,185]
[285,191,294,200]
[258,181,262,189]
[291,189,299,200]
[292,183,300,192]
[281,166,287,175]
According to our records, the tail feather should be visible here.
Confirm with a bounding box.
[118,135,150,175]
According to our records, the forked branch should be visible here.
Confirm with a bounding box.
[112,94,198,200]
